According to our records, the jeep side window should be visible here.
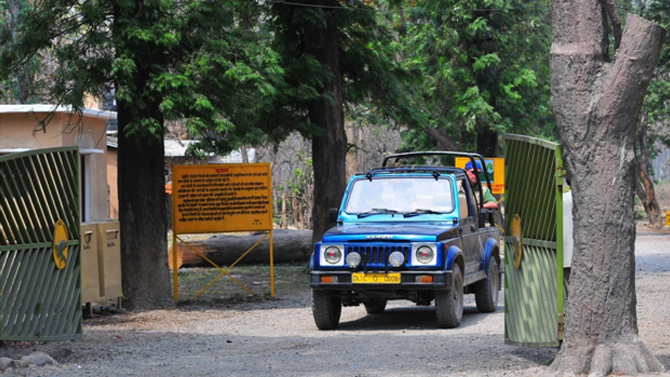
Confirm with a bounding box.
[458,179,477,218]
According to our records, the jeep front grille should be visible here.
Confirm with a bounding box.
[345,244,411,268]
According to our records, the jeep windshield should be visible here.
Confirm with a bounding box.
[345,176,454,215]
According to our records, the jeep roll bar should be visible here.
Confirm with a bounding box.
[381,151,499,227]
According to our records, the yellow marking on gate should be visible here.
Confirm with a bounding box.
[53,219,69,270]
[511,214,523,268]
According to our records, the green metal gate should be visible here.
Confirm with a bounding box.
[0,146,82,341]
[503,134,564,347]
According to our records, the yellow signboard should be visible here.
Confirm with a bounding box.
[455,157,505,195]
[172,163,273,234]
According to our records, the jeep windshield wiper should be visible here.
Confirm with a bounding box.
[403,209,444,218]
[357,208,400,218]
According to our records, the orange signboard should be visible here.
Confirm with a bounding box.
[455,157,505,195]
[172,163,273,234]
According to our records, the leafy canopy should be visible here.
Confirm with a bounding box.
[399,0,555,152]
[1,0,284,153]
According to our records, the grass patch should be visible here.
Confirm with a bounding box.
[170,263,310,306]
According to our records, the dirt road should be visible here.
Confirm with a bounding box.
[6,231,670,377]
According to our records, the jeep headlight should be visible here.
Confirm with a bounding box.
[412,244,437,265]
[389,251,405,267]
[346,252,361,268]
[320,244,344,266]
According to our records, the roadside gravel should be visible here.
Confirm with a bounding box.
[5,230,670,377]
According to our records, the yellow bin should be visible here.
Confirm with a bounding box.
[80,223,101,303]
[666,211,670,227]
[97,222,122,299]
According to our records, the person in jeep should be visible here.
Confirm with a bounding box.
[465,160,498,209]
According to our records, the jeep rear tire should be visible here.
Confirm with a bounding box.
[474,257,499,313]
[364,298,387,314]
[312,290,342,330]
[435,264,463,328]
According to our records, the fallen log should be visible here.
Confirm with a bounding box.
[169,229,313,269]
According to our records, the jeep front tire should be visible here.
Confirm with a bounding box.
[474,257,499,313]
[435,264,463,328]
[312,290,342,330]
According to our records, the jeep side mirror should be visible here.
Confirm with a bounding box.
[329,208,339,223]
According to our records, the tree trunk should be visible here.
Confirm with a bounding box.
[635,117,663,228]
[476,127,497,157]
[305,0,347,246]
[346,121,359,177]
[281,192,286,228]
[117,100,175,311]
[169,229,313,268]
[550,4,665,375]
[240,145,249,163]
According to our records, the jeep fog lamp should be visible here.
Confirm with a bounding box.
[389,251,405,267]
[346,252,361,268]
[416,246,434,264]
[324,246,342,264]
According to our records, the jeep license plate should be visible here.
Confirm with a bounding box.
[352,272,400,284]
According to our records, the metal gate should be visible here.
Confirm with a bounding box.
[0,146,82,341]
[503,135,564,347]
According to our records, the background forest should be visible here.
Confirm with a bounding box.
[1,0,669,310]
[3,0,668,230]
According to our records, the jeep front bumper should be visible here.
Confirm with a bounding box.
[309,270,453,290]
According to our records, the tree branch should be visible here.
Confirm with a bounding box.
[603,0,622,50]
[422,126,461,151]
[599,14,666,135]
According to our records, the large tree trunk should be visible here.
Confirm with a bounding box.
[305,0,348,246]
[634,116,663,228]
[117,99,175,311]
[550,3,665,375]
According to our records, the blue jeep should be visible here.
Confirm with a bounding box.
[309,151,502,329]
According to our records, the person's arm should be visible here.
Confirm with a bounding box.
[482,187,499,209]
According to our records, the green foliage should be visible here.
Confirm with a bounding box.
[399,0,556,154]
[0,0,52,103]
[641,0,670,153]
[1,0,286,155]
[287,156,313,196]
[265,0,423,138]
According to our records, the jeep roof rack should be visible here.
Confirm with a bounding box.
[382,151,484,168]
[366,166,462,177]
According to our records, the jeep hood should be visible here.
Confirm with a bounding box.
[321,223,459,243]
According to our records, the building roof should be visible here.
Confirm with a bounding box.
[0,104,116,120]
[107,137,255,162]
[164,140,200,157]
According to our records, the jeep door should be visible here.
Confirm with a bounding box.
[458,178,481,275]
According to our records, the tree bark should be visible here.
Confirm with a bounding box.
[550,4,665,375]
[305,1,348,246]
[117,100,175,311]
[635,117,663,228]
